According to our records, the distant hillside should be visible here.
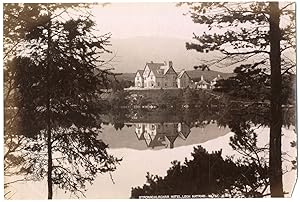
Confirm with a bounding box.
[115,72,136,81]
[104,36,294,76]
[186,69,233,82]
[106,36,236,74]
[115,69,234,83]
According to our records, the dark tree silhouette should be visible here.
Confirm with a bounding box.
[180,2,295,197]
[193,64,210,71]
[130,89,295,198]
[131,145,268,198]
[214,62,295,104]
[3,3,120,199]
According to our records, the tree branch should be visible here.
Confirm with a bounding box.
[280,2,295,12]
[221,49,270,55]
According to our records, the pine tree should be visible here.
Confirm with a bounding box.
[4,3,120,199]
[179,2,295,197]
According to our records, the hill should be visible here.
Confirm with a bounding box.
[104,36,236,74]
[115,72,136,81]
[186,69,233,82]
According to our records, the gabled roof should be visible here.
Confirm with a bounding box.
[142,62,178,79]
[178,123,191,140]
[150,67,164,78]
[137,70,144,75]
[187,69,233,82]
[145,62,177,78]
[135,130,145,140]
[143,62,165,78]
[146,62,165,69]
[144,133,165,148]
[211,75,223,81]
[166,135,178,144]
[177,71,185,79]
[160,66,169,75]
[197,79,210,85]
[164,66,177,76]
[177,70,191,79]
[135,70,144,77]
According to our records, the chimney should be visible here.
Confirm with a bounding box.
[201,75,204,81]
[169,61,173,68]
[151,61,153,63]
[164,61,167,66]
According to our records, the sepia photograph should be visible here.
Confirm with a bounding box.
[2,1,297,199]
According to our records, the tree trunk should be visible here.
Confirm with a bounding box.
[269,2,283,197]
[46,18,53,200]
[47,118,53,199]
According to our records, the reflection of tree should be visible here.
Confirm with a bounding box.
[131,145,268,198]
[130,101,295,198]
[160,91,182,109]
[108,90,131,109]
[18,126,121,197]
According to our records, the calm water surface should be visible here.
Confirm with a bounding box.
[6,117,296,199]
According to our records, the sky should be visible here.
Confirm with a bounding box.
[91,2,204,39]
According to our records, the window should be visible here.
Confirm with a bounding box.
[158,82,160,86]
[151,124,155,130]
[165,83,167,87]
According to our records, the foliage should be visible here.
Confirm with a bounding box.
[214,62,295,104]
[131,145,268,198]
[214,61,270,101]
[20,125,120,195]
[3,3,121,199]
[182,88,199,107]
[3,3,92,60]
[110,79,134,91]
[180,2,295,197]
[181,2,295,100]
[159,90,182,109]
[181,2,295,57]
[108,90,131,108]
[194,64,210,71]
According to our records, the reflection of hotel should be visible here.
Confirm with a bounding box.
[134,122,191,149]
